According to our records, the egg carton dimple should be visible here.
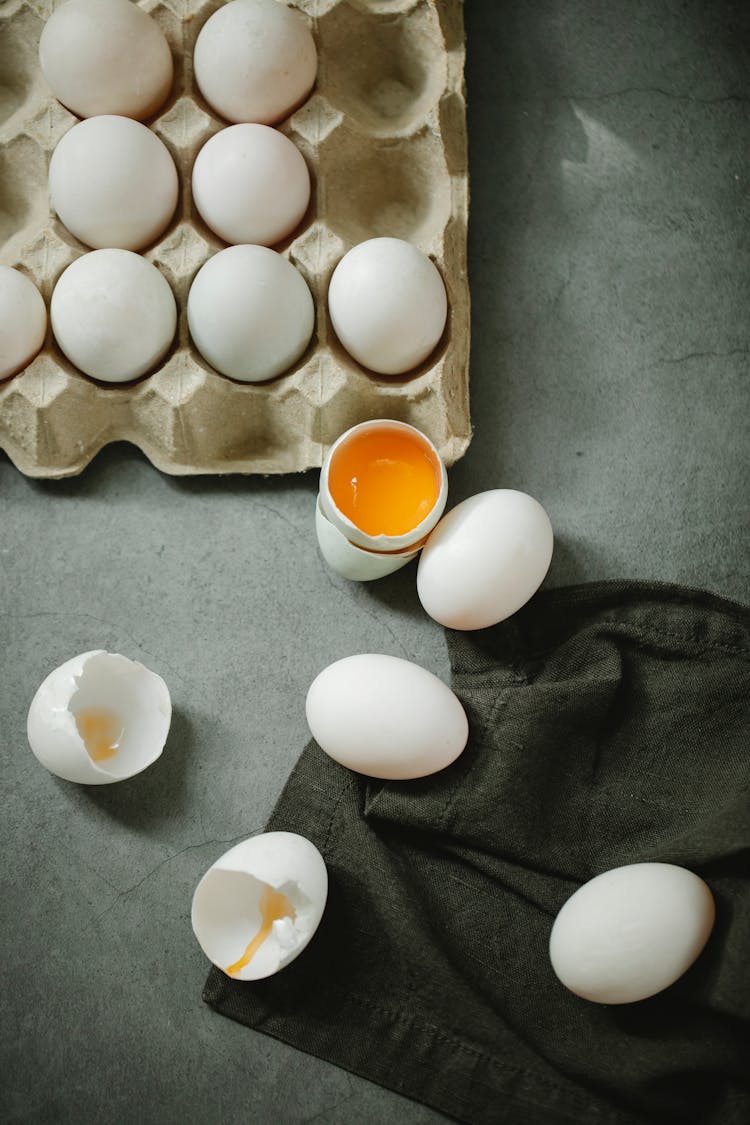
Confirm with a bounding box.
[0,0,470,478]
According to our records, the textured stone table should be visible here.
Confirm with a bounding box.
[1,2,747,1121]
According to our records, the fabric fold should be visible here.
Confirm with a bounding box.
[204,581,749,1125]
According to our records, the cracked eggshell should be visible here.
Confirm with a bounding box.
[27,650,172,784]
[315,497,418,582]
[306,653,469,780]
[319,419,448,554]
[191,832,328,981]
[417,489,554,630]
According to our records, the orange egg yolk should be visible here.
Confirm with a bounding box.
[328,428,440,538]
[225,885,297,978]
[75,707,123,762]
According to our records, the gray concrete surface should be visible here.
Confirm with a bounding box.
[1,1,748,1122]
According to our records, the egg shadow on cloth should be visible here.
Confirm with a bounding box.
[63,704,197,830]
[603,937,740,1125]
[205,851,376,1021]
[610,871,739,1041]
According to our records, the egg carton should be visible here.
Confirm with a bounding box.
[0,0,469,478]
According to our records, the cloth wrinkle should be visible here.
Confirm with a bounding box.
[204,582,750,1125]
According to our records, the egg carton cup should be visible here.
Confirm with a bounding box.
[0,0,470,479]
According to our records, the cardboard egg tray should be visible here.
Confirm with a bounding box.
[0,0,470,478]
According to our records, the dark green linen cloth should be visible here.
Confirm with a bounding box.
[204,581,750,1125]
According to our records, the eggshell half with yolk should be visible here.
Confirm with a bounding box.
[27,650,171,784]
[191,832,328,981]
[319,419,448,555]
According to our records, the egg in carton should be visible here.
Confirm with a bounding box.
[0,0,470,479]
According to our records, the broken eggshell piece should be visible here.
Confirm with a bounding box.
[26,650,171,784]
[191,832,328,981]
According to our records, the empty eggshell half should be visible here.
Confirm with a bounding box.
[192,832,328,981]
[306,653,469,780]
[27,650,172,784]
[417,489,554,630]
[549,862,716,1004]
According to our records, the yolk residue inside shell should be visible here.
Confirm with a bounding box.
[226,885,297,978]
[75,707,123,762]
[328,427,440,538]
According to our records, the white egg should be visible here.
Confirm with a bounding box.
[0,266,47,380]
[192,832,327,981]
[306,654,468,780]
[318,419,448,560]
[328,237,448,375]
[187,245,314,383]
[549,863,716,1004]
[49,116,179,252]
[27,650,171,785]
[417,489,554,630]
[192,124,310,247]
[51,249,177,382]
[39,0,173,121]
[194,0,317,125]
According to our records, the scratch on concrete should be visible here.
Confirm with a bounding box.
[86,825,264,930]
[0,609,190,687]
[660,347,749,366]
